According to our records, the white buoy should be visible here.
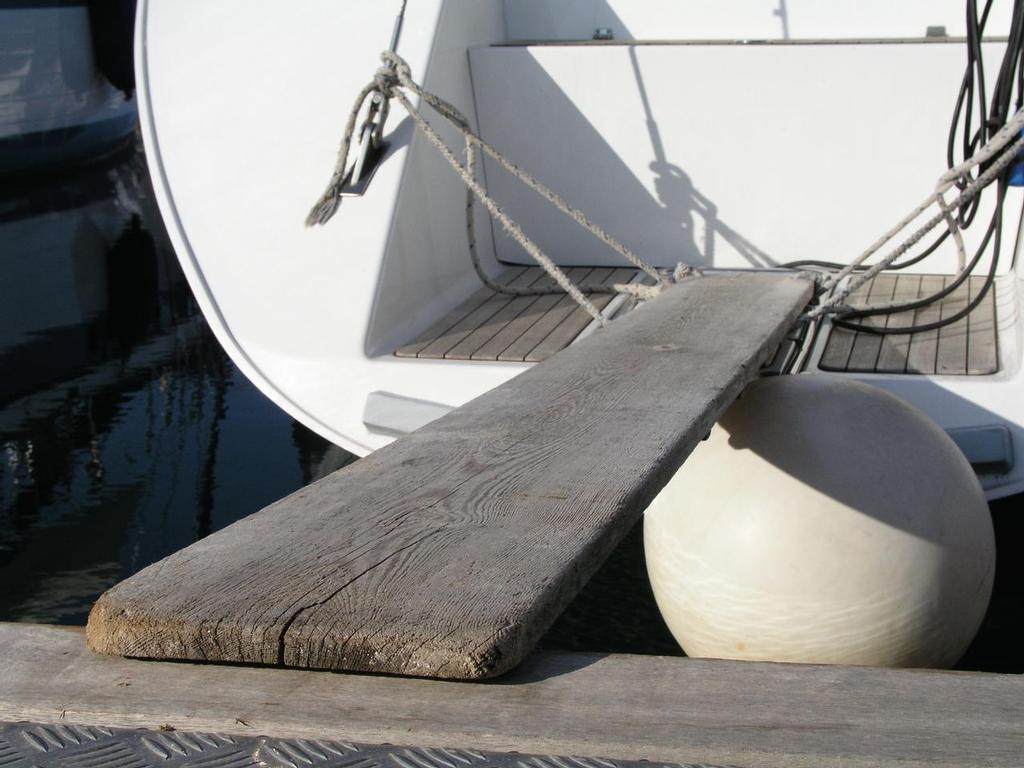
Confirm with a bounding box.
[644,375,995,668]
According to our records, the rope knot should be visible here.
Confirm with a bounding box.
[372,65,400,99]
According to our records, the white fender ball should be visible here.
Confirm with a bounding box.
[644,375,995,668]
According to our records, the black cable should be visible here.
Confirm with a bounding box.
[833,183,1005,334]
[822,0,1024,336]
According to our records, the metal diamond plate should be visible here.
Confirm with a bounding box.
[0,722,727,768]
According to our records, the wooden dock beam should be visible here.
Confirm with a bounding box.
[86,273,812,679]
[4,623,1024,768]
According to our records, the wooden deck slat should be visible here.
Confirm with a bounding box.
[445,269,554,360]
[905,274,945,374]
[821,272,998,375]
[497,267,596,362]
[936,275,971,375]
[526,267,639,363]
[87,273,813,680]
[817,275,874,371]
[967,275,999,374]
[525,267,616,362]
[416,268,533,359]
[394,269,524,358]
[875,273,922,373]
[7,623,1024,768]
[470,275,565,361]
[844,273,896,372]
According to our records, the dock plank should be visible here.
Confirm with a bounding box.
[6,623,1024,768]
[86,273,812,680]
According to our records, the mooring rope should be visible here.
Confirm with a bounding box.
[807,114,1024,320]
[306,52,685,326]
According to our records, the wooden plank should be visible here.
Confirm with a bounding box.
[967,275,998,374]
[844,272,896,372]
[86,273,813,680]
[497,267,596,361]
[445,268,551,360]
[527,267,637,362]
[875,272,922,373]
[817,273,874,371]
[936,275,971,375]
[905,274,945,374]
[6,623,1024,768]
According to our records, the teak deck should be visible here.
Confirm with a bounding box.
[395,266,644,362]
[86,272,812,679]
[820,273,998,374]
[4,624,1024,768]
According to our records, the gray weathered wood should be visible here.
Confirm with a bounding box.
[875,272,921,373]
[86,272,812,680]
[6,623,1024,768]
[844,272,895,372]
[967,275,999,374]
[905,274,945,374]
[936,275,971,375]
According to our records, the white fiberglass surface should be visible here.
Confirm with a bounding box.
[503,0,1016,41]
[471,43,1021,273]
[138,0,523,455]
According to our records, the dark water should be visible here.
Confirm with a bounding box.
[1,142,1020,674]
[0,142,353,624]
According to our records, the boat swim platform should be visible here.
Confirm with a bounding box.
[86,272,812,680]
[395,266,648,362]
[399,267,1000,375]
[3,623,1023,768]
[820,273,998,375]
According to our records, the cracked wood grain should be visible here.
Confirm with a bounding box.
[86,273,812,679]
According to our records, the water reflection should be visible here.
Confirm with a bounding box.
[0,143,353,624]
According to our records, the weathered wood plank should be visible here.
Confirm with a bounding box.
[967,275,999,375]
[7,623,1024,768]
[905,274,945,374]
[936,275,971,375]
[875,272,922,373]
[844,272,896,372]
[86,273,812,679]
